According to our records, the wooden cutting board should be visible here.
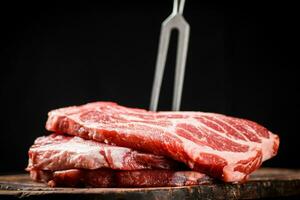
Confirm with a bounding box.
[0,168,300,200]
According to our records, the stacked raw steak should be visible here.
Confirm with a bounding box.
[27,134,211,187]
[27,102,279,187]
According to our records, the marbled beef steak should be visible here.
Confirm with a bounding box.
[27,134,176,171]
[46,102,279,182]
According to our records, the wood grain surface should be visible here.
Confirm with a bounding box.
[0,168,300,200]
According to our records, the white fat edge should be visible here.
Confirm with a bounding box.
[260,132,279,161]
[222,165,247,182]
[36,137,108,167]
[29,148,69,170]
[158,111,208,115]
[104,148,128,169]
[119,113,147,121]
[46,114,61,130]
[26,158,33,169]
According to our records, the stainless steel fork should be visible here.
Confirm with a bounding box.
[149,0,190,111]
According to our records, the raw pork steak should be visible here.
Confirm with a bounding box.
[30,169,213,187]
[27,134,176,171]
[46,102,279,182]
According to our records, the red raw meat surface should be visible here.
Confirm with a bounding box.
[27,134,176,171]
[46,102,279,182]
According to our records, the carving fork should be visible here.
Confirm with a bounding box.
[149,0,190,111]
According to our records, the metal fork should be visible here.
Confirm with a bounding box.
[149,0,190,111]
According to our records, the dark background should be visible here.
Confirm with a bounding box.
[0,2,299,173]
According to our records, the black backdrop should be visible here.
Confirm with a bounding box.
[0,2,299,173]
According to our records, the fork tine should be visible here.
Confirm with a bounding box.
[172,21,190,111]
[150,0,189,111]
[178,0,186,14]
[149,25,171,111]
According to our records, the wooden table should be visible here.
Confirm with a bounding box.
[0,168,300,200]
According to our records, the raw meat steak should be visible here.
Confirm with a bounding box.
[30,169,213,187]
[46,102,279,182]
[26,134,176,171]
